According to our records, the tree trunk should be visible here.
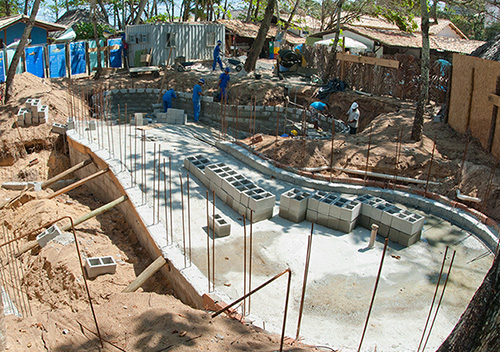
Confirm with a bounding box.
[253,0,260,20]
[222,0,228,19]
[323,0,343,82]
[134,0,148,24]
[4,0,41,103]
[244,0,275,73]
[97,0,109,20]
[437,254,500,352]
[246,0,253,23]
[284,0,301,30]
[411,0,430,141]
[91,0,102,79]
[24,0,28,15]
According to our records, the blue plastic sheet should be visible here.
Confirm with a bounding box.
[70,41,86,75]
[0,51,5,82]
[108,38,122,68]
[25,45,45,78]
[88,39,105,72]
[6,48,24,74]
[48,44,66,78]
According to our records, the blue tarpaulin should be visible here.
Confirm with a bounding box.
[0,51,5,82]
[6,48,23,74]
[25,45,45,78]
[48,44,66,78]
[108,38,122,68]
[88,39,105,72]
[70,41,86,75]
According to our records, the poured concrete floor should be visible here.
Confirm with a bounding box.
[70,122,494,351]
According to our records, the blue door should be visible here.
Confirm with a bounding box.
[88,39,105,72]
[0,51,5,82]
[70,41,86,75]
[25,45,45,78]
[108,38,122,68]
[48,44,66,78]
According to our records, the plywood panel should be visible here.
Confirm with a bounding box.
[448,54,474,134]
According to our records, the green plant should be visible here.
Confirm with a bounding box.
[74,22,114,40]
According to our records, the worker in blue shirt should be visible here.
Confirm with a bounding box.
[212,40,223,71]
[308,101,329,130]
[192,78,205,122]
[162,88,177,112]
[218,67,230,101]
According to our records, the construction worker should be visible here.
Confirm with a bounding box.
[162,88,177,112]
[212,40,223,71]
[308,101,329,130]
[346,102,360,134]
[218,67,230,101]
[192,78,205,122]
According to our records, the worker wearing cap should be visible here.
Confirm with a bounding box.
[212,40,224,71]
[308,101,329,130]
[162,88,177,112]
[347,102,360,134]
[218,67,230,101]
[192,78,205,122]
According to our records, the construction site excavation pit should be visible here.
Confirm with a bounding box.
[58,116,498,352]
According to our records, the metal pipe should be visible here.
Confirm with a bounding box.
[424,135,437,196]
[421,250,456,352]
[206,190,211,292]
[180,174,186,267]
[357,237,389,352]
[296,225,314,340]
[417,246,449,352]
[163,159,168,246]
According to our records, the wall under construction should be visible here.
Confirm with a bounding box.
[448,53,500,159]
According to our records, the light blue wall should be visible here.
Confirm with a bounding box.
[4,22,47,46]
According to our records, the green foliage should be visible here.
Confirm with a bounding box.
[485,23,500,41]
[74,22,114,40]
[146,14,171,23]
[0,0,22,16]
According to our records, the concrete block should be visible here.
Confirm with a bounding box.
[398,231,421,247]
[248,191,275,211]
[39,117,47,124]
[327,217,340,230]
[215,187,227,203]
[30,99,41,113]
[32,115,39,124]
[246,207,273,223]
[317,212,329,227]
[388,228,401,243]
[308,193,324,212]
[37,105,48,119]
[381,206,401,226]
[358,214,371,229]
[52,122,67,135]
[208,213,231,237]
[88,121,97,131]
[85,256,117,278]
[318,199,333,216]
[378,223,390,237]
[279,207,289,219]
[265,105,275,112]
[156,112,167,122]
[25,98,33,108]
[338,219,356,233]
[306,209,318,223]
[36,225,62,247]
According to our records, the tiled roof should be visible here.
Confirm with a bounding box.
[0,15,66,32]
[217,19,305,45]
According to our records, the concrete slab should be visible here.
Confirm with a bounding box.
[67,122,495,352]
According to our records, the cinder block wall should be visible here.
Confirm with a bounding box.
[67,137,204,309]
[97,89,312,134]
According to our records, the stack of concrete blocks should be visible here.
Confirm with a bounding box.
[131,113,144,126]
[17,107,30,126]
[51,122,68,135]
[183,155,213,187]
[187,156,275,223]
[166,108,186,125]
[355,194,425,246]
[67,117,75,130]
[208,213,231,237]
[279,188,311,222]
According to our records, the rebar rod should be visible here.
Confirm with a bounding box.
[163,159,168,246]
[330,118,335,183]
[187,173,192,266]
[357,237,389,352]
[118,104,122,170]
[243,213,247,316]
[364,124,373,184]
[169,156,173,244]
[134,119,137,186]
[296,225,314,340]
[417,246,449,352]
[3,225,23,317]
[206,190,211,292]
[124,104,128,172]
[249,210,253,314]
[421,250,456,352]
[212,190,216,292]
[275,108,280,141]
[153,143,156,224]
[180,174,187,268]
[13,233,31,316]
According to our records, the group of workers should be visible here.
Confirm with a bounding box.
[164,39,360,133]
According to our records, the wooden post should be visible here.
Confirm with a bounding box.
[465,67,475,133]
[487,76,500,152]
[41,159,92,189]
[47,168,109,199]
[123,256,167,292]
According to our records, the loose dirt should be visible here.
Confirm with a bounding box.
[0,62,498,351]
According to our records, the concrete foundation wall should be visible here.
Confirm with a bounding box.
[67,137,205,309]
[97,89,314,134]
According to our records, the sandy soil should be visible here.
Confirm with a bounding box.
[0,63,498,351]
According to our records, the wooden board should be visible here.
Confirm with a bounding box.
[129,66,160,73]
[336,53,400,69]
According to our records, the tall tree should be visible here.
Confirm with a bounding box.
[244,0,275,72]
[134,0,148,24]
[411,0,430,141]
[245,0,253,22]
[284,0,301,30]
[437,254,500,351]
[4,0,41,103]
[91,0,102,79]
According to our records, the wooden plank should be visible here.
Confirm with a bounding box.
[123,256,167,293]
[337,53,399,69]
[488,93,500,107]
